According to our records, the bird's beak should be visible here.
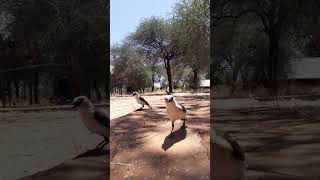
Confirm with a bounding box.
[165,97,173,102]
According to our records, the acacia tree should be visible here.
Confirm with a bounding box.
[1,0,108,104]
[130,17,180,93]
[111,43,151,92]
[211,0,316,95]
[173,0,209,90]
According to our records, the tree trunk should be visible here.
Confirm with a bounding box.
[8,81,12,106]
[15,81,19,99]
[29,82,33,105]
[151,67,155,91]
[34,72,39,104]
[94,82,102,102]
[1,80,6,108]
[193,69,198,90]
[231,70,239,95]
[151,73,155,92]
[23,82,27,101]
[165,60,173,93]
[268,30,280,97]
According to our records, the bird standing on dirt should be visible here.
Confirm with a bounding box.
[211,127,247,180]
[72,96,109,149]
[164,95,187,136]
[133,92,152,109]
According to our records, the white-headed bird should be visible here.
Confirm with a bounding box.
[72,96,109,149]
[164,95,187,136]
[211,127,246,180]
[133,92,152,109]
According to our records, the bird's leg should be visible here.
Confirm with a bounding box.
[95,137,109,149]
[95,139,106,149]
[171,121,174,133]
[169,121,175,138]
[182,118,187,127]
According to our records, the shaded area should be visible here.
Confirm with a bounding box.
[18,149,108,180]
[0,110,107,179]
[213,99,320,179]
[110,93,210,179]
[162,126,187,151]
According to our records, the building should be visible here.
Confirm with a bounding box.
[199,79,210,88]
[288,57,320,85]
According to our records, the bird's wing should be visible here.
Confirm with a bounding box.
[139,96,150,106]
[181,105,186,112]
[178,103,187,112]
[94,109,110,128]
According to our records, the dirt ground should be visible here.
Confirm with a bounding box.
[110,95,164,120]
[0,108,107,180]
[110,93,210,180]
[213,97,320,180]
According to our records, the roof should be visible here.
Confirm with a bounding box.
[199,79,210,87]
[289,57,320,79]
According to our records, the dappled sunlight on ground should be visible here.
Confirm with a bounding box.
[110,93,210,179]
[213,100,320,179]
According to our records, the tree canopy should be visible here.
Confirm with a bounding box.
[111,0,209,93]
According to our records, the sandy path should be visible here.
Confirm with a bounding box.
[213,98,320,179]
[110,95,164,120]
[0,110,107,180]
[110,93,210,179]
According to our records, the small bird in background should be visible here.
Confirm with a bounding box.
[164,95,187,136]
[72,96,109,150]
[211,127,246,180]
[133,92,152,110]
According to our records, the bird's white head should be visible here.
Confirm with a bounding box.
[132,92,139,97]
[72,96,92,109]
[164,95,174,104]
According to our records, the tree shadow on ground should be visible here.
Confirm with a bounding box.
[18,148,108,180]
[162,126,187,151]
[74,148,109,159]
[110,94,210,179]
[213,105,320,178]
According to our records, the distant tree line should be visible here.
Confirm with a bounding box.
[211,0,320,96]
[0,0,108,107]
[111,0,209,94]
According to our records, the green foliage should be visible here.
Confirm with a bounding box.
[0,0,108,103]
[111,44,152,90]
[172,0,209,89]
[110,0,210,92]
[211,0,320,94]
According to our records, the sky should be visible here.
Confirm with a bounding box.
[110,0,177,45]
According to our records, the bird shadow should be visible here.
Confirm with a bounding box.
[74,148,109,159]
[162,126,187,151]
